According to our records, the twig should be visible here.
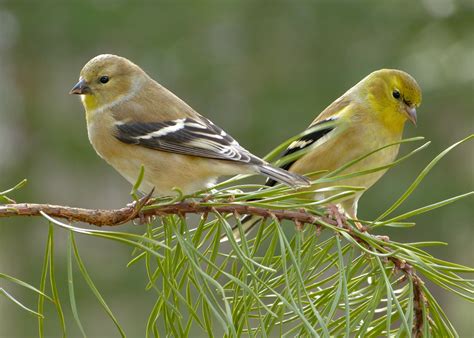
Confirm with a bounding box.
[389,256,426,337]
[0,201,322,227]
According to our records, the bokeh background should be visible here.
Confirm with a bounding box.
[0,1,473,336]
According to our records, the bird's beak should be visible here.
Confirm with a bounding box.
[405,106,417,126]
[69,78,91,95]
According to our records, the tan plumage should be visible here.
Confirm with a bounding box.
[70,54,309,196]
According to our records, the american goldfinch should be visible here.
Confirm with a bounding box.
[228,69,422,240]
[70,54,309,196]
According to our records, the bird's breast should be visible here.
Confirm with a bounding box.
[291,119,403,191]
[86,112,121,161]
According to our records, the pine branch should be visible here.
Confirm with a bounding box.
[1,196,431,335]
[327,205,428,337]
[0,199,326,227]
[389,256,426,337]
[1,135,472,336]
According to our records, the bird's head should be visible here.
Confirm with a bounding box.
[364,69,422,127]
[70,54,146,112]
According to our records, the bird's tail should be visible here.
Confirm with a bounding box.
[220,214,261,243]
[258,164,310,188]
[220,165,308,243]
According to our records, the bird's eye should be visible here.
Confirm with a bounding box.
[99,76,109,84]
[392,90,401,99]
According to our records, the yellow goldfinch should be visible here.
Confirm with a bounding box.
[70,54,309,196]
[227,69,422,240]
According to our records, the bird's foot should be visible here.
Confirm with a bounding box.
[375,235,390,242]
[326,204,347,228]
[326,205,368,232]
[354,221,368,232]
[201,194,215,202]
[126,188,156,225]
[132,214,156,225]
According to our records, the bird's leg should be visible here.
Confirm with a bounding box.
[200,188,224,202]
[133,214,156,226]
[201,193,215,202]
[339,200,367,232]
[353,221,367,232]
[375,235,390,242]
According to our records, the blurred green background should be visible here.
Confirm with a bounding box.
[0,1,473,336]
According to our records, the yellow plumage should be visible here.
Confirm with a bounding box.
[289,69,421,218]
[225,69,422,241]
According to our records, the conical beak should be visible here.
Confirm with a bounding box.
[69,78,90,95]
[405,106,417,126]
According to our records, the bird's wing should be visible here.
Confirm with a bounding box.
[265,95,353,186]
[310,95,351,125]
[265,117,337,186]
[114,117,261,164]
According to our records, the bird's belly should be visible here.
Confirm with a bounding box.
[87,120,228,196]
[88,126,250,196]
[105,148,249,196]
[292,126,401,196]
[337,144,399,188]
[107,154,216,196]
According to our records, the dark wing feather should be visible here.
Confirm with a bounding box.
[115,117,262,164]
[265,119,336,186]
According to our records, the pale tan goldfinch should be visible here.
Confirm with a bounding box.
[227,69,422,240]
[70,54,309,196]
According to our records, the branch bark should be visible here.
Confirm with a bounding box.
[389,256,426,337]
[0,201,322,227]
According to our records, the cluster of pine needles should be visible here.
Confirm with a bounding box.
[0,134,473,337]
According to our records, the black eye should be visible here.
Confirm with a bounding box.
[392,90,401,99]
[99,76,109,84]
